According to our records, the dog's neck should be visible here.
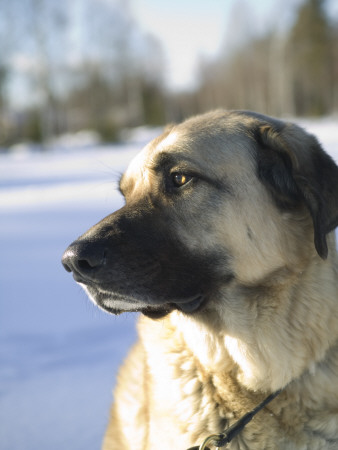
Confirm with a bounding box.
[171,237,338,394]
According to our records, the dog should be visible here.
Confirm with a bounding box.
[62,110,338,449]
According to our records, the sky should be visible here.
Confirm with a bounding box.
[130,0,232,90]
[129,0,338,90]
[129,0,297,90]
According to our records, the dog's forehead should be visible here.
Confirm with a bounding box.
[157,121,255,163]
[158,120,256,172]
[122,114,257,192]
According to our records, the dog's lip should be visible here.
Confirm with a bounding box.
[83,284,206,316]
[72,271,88,284]
[140,296,206,319]
[73,276,206,316]
[173,295,205,313]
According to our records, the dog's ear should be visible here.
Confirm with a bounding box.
[256,123,338,259]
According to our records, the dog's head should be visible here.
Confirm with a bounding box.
[62,110,338,320]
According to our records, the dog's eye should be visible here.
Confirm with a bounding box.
[172,173,192,187]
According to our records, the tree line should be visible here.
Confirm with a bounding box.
[0,0,337,148]
[191,0,338,118]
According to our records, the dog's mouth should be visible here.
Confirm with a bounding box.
[80,282,206,318]
[126,295,206,319]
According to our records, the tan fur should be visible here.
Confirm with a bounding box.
[97,111,338,449]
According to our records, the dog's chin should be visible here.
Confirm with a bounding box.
[142,295,206,319]
[80,284,206,318]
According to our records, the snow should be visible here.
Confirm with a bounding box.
[0,143,142,450]
[0,119,337,450]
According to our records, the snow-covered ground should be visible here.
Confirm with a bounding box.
[0,119,337,450]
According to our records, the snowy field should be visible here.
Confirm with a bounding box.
[0,119,337,450]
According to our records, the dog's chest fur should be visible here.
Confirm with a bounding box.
[131,315,338,450]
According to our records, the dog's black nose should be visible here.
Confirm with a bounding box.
[62,241,106,281]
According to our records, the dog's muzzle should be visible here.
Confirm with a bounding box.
[61,204,232,317]
[62,239,207,317]
[61,209,214,317]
